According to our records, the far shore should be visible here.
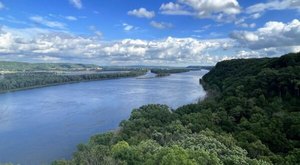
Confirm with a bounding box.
[0,73,145,94]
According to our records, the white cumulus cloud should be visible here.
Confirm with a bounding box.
[160,0,241,22]
[230,19,300,50]
[160,2,192,15]
[128,8,155,19]
[246,0,300,14]
[0,26,234,65]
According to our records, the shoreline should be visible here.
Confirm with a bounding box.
[0,73,146,94]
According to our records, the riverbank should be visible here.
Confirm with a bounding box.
[0,75,137,94]
[0,70,147,94]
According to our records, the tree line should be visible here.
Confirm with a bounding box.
[0,70,147,93]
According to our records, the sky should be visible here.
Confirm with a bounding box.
[0,0,299,66]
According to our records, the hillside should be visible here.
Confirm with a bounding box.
[0,61,100,71]
[53,52,300,165]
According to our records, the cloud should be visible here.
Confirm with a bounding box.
[93,10,100,14]
[0,26,235,65]
[123,23,133,31]
[96,37,233,64]
[246,0,300,14]
[234,18,256,28]
[193,25,212,33]
[235,46,300,59]
[150,21,173,29]
[122,23,138,31]
[250,13,261,19]
[69,0,82,9]
[230,19,300,50]
[236,50,262,59]
[2,25,297,65]
[128,8,155,19]
[160,2,192,15]
[65,16,77,21]
[94,31,103,37]
[38,55,61,62]
[239,23,256,28]
[0,26,100,59]
[0,1,4,10]
[89,26,103,38]
[30,16,66,29]
[0,16,27,25]
[48,14,78,21]
[160,0,241,22]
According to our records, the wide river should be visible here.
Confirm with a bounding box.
[0,70,207,165]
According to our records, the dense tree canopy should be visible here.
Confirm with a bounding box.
[150,68,190,74]
[0,70,146,93]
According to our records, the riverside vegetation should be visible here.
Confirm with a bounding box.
[0,61,147,93]
[151,68,190,77]
[0,70,146,93]
[53,52,300,165]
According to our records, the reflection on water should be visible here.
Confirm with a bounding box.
[0,70,207,165]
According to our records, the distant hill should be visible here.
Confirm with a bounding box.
[102,65,190,71]
[0,61,101,71]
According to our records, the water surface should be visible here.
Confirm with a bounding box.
[0,70,207,164]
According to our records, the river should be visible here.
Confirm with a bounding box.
[0,70,207,165]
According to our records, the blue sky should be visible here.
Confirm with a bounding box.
[0,0,299,66]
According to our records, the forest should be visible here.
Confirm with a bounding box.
[0,61,100,71]
[186,66,214,70]
[0,70,146,93]
[150,68,191,77]
[52,52,298,165]
[151,68,190,74]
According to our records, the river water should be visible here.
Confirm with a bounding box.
[0,70,207,164]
